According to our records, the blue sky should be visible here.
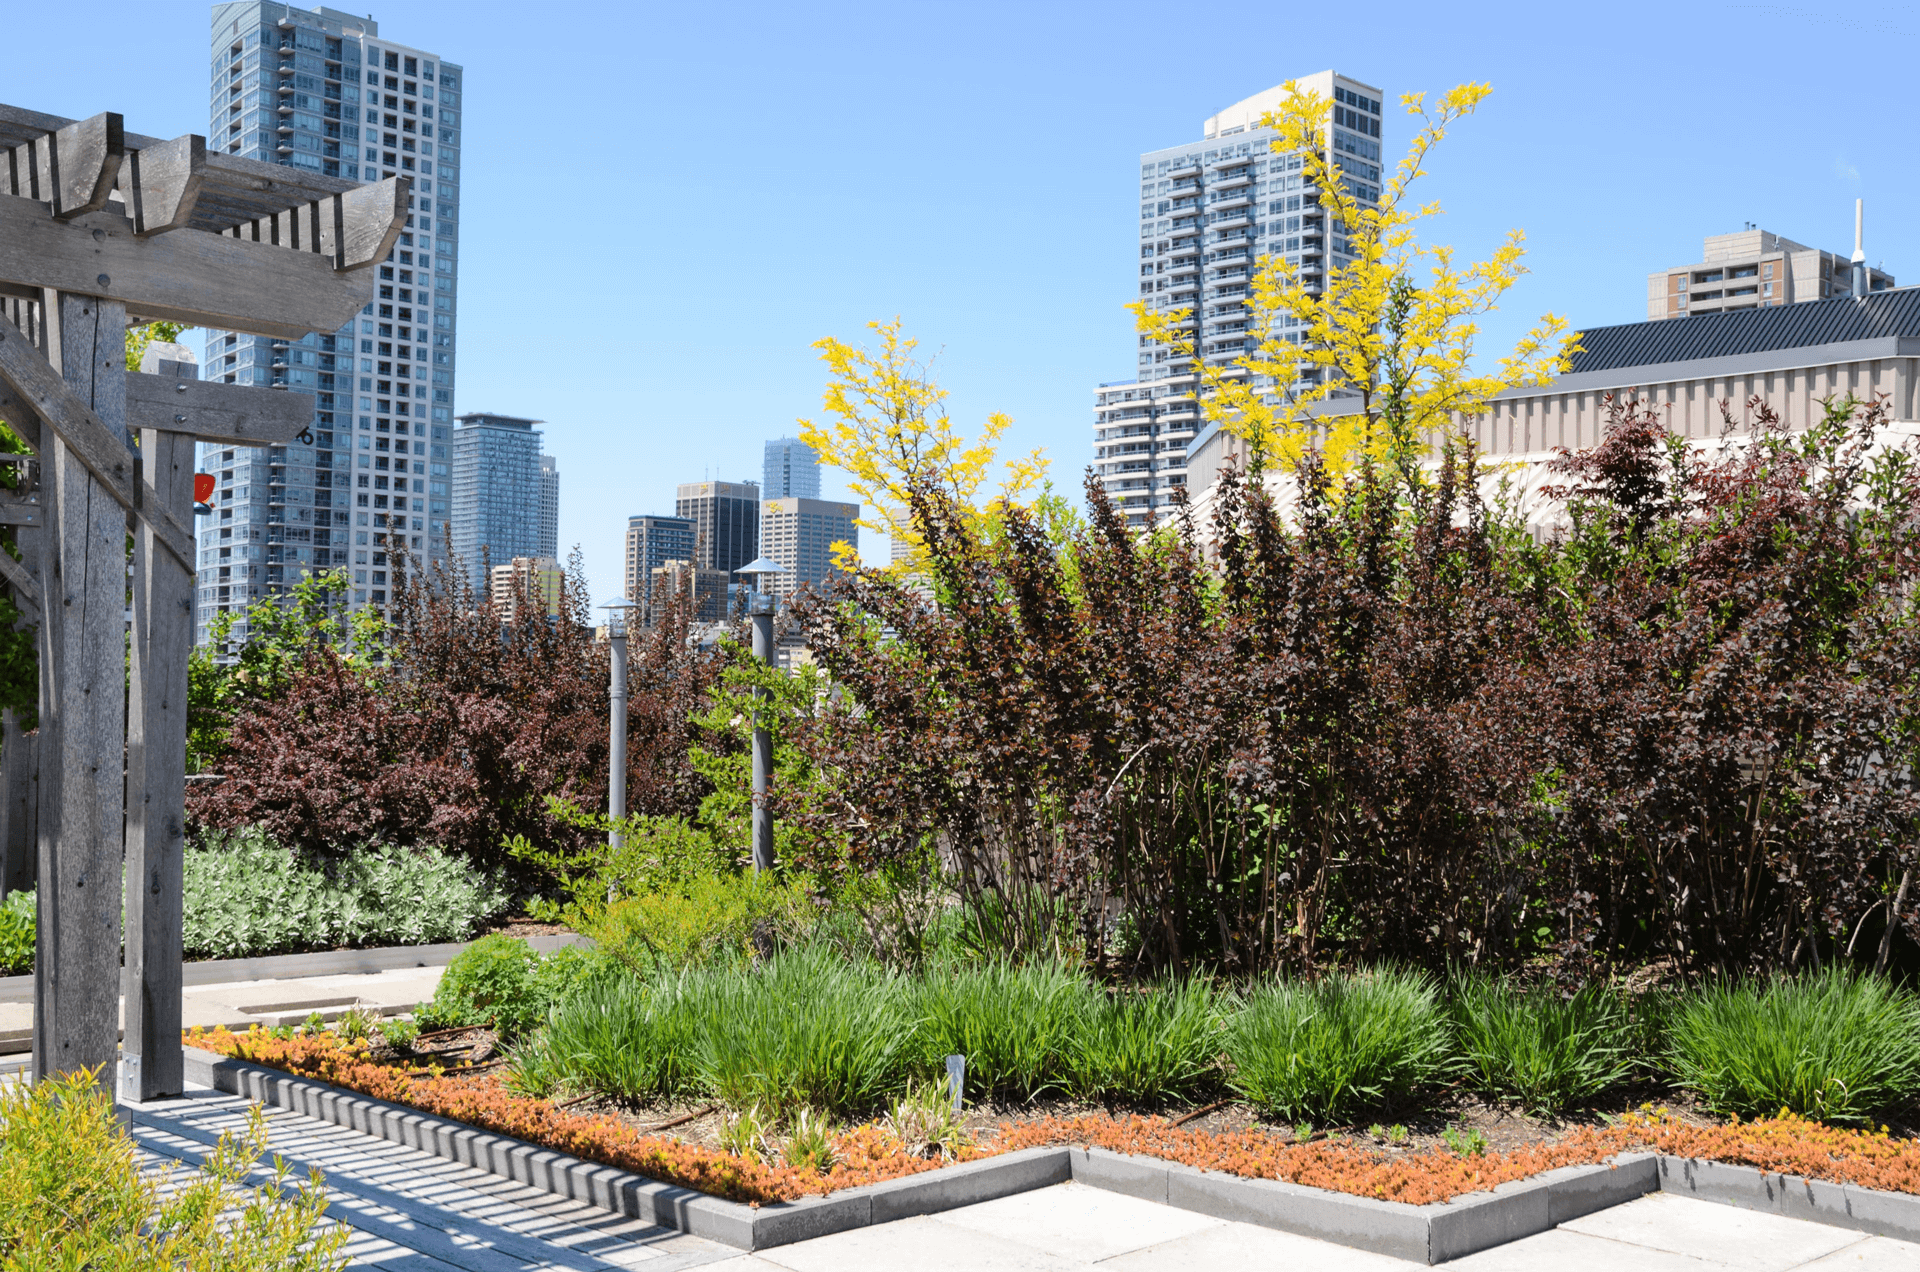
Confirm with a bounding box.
[9,1,1917,601]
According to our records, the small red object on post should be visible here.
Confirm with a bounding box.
[193,473,215,504]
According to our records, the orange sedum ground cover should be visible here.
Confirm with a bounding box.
[188,1026,1920,1207]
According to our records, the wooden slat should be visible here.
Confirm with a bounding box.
[0,545,38,606]
[0,306,194,570]
[122,134,205,237]
[127,372,315,445]
[33,291,128,1086]
[47,113,124,219]
[0,197,380,341]
[124,421,192,1100]
[0,494,42,528]
[326,178,411,272]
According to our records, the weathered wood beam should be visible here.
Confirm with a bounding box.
[0,546,38,607]
[124,421,191,1100]
[0,493,42,528]
[3,113,123,219]
[0,307,193,570]
[127,373,315,446]
[33,291,128,1086]
[0,198,381,341]
[121,135,205,237]
[329,178,411,272]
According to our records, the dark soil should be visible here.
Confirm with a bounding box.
[482,917,576,941]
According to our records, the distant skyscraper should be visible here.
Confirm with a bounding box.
[198,2,464,643]
[537,453,559,559]
[624,513,695,622]
[450,412,546,594]
[761,497,858,610]
[1094,70,1384,527]
[675,481,760,577]
[762,438,821,500]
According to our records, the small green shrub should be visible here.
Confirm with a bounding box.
[0,1067,348,1270]
[418,935,591,1042]
[691,945,916,1115]
[782,1107,838,1172]
[1450,976,1633,1115]
[1441,1123,1488,1156]
[589,871,813,972]
[1666,969,1920,1123]
[1225,967,1451,1123]
[183,827,509,959]
[1066,978,1222,1104]
[0,891,31,976]
[913,958,1083,1099]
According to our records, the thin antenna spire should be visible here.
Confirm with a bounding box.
[1852,198,1870,299]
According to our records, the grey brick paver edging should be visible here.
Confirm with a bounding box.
[178,1046,1920,1262]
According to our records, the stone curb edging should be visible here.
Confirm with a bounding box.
[177,1047,1920,1261]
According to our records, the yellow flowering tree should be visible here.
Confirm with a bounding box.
[1132,81,1576,485]
[799,318,1047,570]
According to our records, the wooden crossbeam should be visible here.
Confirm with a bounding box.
[126,372,315,446]
[121,135,205,237]
[0,196,385,340]
[0,111,123,220]
[0,308,192,569]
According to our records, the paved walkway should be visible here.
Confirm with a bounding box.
[698,1182,1920,1271]
[124,1084,1920,1270]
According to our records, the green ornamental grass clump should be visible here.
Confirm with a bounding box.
[690,945,917,1115]
[509,964,703,1102]
[1450,976,1633,1115]
[1225,967,1451,1123]
[1066,978,1222,1104]
[913,958,1084,1099]
[1666,969,1920,1124]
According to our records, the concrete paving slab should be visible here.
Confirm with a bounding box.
[1096,1217,1418,1270]
[1445,1225,1730,1270]
[750,1213,1093,1271]
[1794,1237,1920,1270]
[1559,1193,1866,1269]
[935,1182,1219,1263]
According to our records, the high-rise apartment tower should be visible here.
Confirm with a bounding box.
[537,453,560,560]
[624,514,696,623]
[762,438,821,500]
[450,413,547,594]
[675,481,760,577]
[1093,70,1383,527]
[199,3,462,643]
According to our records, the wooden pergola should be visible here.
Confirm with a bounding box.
[0,102,404,1099]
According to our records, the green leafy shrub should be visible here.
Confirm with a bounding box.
[913,958,1083,1099]
[183,827,509,959]
[417,935,591,1042]
[690,945,916,1115]
[1225,968,1451,1122]
[0,891,31,976]
[1450,977,1633,1115]
[0,1067,348,1270]
[589,870,813,972]
[1666,970,1920,1123]
[1066,979,1222,1104]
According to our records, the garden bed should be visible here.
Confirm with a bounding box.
[186,1024,1920,1208]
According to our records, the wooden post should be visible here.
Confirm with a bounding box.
[123,355,194,1100]
[31,290,128,1084]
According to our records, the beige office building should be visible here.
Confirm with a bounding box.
[761,496,859,609]
[1648,227,1893,321]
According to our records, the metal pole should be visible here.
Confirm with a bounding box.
[608,620,628,861]
[749,591,775,873]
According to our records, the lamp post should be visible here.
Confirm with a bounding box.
[600,600,640,866]
[734,557,785,873]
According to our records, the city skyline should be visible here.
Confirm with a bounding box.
[10,1,1915,608]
